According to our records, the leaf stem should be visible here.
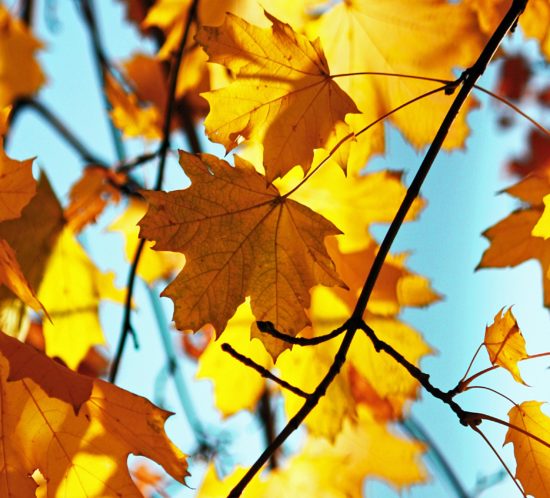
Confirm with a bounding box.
[474,84,550,136]
[284,84,448,198]
[331,71,452,84]
[470,425,526,497]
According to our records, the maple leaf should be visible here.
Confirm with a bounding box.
[37,228,125,370]
[308,0,485,162]
[0,6,45,107]
[505,401,550,498]
[105,73,162,140]
[139,151,342,357]
[478,175,550,307]
[0,330,188,497]
[484,307,528,383]
[196,12,358,181]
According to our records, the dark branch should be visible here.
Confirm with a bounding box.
[256,320,347,346]
[222,343,310,398]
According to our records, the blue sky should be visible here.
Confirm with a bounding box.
[6,1,550,497]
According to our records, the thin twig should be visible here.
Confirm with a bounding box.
[9,98,107,165]
[222,343,310,398]
[109,0,200,383]
[229,2,527,493]
[256,320,347,346]
[77,0,125,161]
[465,385,518,406]
[470,425,526,497]
[115,150,160,173]
[284,84,448,199]
[474,84,550,136]
[360,322,474,425]
[331,71,452,85]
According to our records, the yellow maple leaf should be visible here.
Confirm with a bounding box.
[505,401,550,498]
[109,198,185,285]
[197,12,358,182]
[139,152,342,358]
[196,300,272,417]
[0,6,45,106]
[37,228,125,370]
[0,330,188,497]
[484,307,528,384]
[478,175,550,307]
[273,161,425,251]
[105,74,162,140]
[308,0,485,159]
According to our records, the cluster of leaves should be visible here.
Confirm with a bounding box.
[1,0,550,497]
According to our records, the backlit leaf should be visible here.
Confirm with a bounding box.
[0,331,188,497]
[505,401,550,498]
[139,152,342,358]
[484,307,528,384]
[197,12,358,181]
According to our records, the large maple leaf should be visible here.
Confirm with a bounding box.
[139,151,342,358]
[0,331,188,497]
[196,12,358,182]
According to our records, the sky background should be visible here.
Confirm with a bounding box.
[5,1,550,497]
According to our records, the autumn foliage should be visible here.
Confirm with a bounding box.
[1,0,550,496]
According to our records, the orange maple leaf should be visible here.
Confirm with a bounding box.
[0,331,188,497]
[196,12,358,182]
[139,151,342,358]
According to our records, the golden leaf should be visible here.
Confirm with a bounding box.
[506,401,550,498]
[484,307,528,384]
[197,13,358,182]
[37,228,125,370]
